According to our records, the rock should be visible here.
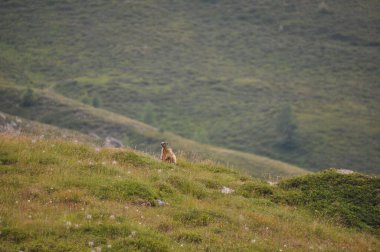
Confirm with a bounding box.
[104,136,124,148]
[336,169,354,174]
[156,199,166,206]
[221,186,234,194]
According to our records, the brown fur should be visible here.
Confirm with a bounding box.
[160,142,177,164]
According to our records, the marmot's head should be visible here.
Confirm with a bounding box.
[161,142,168,148]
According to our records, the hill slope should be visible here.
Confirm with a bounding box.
[0,0,379,173]
[0,134,379,251]
[0,82,306,178]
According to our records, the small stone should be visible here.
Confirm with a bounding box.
[221,186,234,194]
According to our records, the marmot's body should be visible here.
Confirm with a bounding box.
[160,142,177,164]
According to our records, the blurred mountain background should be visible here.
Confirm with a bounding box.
[0,0,379,174]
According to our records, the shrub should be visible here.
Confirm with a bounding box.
[237,181,273,198]
[20,87,36,107]
[276,170,380,230]
[92,96,101,107]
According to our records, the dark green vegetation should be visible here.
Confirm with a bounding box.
[276,169,380,231]
[0,135,379,251]
[0,0,379,173]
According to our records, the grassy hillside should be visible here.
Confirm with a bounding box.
[0,0,379,173]
[0,111,97,145]
[0,134,379,251]
[0,82,306,178]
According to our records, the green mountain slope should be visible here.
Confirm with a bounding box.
[0,134,379,251]
[0,0,379,173]
[0,81,306,178]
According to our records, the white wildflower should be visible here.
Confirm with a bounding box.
[88,241,94,247]
[251,239,256,243]
[107,244,112,249]
[96,247,102,252]
[110,215,115,220]
[86,214,92,220]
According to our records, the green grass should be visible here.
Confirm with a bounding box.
[0,134,379,251]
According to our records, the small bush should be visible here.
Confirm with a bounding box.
[20,87,36,107]
[92,96,101,107]
[237,181,273,198]
[276,170,380,230]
